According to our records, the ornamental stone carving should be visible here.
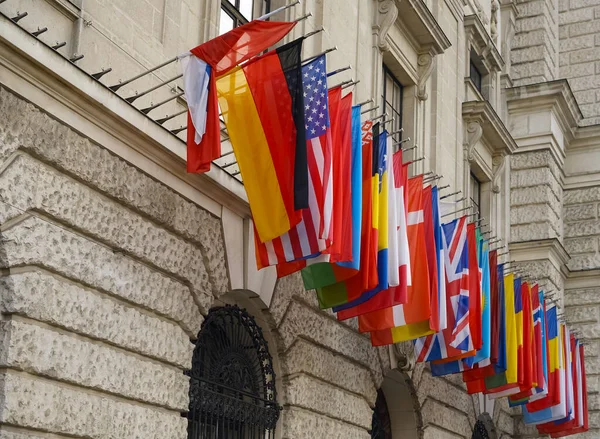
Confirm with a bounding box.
[393,341,416,372]
[463,120,484,162]
[376,0,398,52]
[417,53,434,101]
[491,0,499,42]
[492,153,506,193]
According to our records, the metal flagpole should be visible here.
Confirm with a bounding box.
[257,0,301,20]
[356,98,373,107]
[361,105,379,115]
[327,66,352,77]
[302,46,337,64]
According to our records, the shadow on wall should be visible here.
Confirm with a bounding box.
[378,369,423,439]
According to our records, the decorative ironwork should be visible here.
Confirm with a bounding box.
[370,389,392,439]
[472,420,490,439]
[185,305,280,438]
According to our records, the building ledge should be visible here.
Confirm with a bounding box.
[463,99,517,158]
[0,12,250,219]
[464,14,504,72]
[397,0,451,55]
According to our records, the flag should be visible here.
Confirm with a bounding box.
[217,39,304,242]
[366,177,433,344]
[432,186,446,331]
[528,305,561,412]
[251,53,333,261]
[523,325,569,424]
[300,100,362,288]
[315,124,383,308]
[423,186,440,332]
[413,216,471,360]
[334,150,409,320]
[431,237,490,376]
[467,223,482,352]
[185,19,298,177]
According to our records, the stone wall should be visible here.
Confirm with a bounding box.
[559,0,600,125]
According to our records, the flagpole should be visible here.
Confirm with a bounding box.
[302,46,337,65]
[361,105,379,115]
[356,98,374,107]
[327,65,352,77]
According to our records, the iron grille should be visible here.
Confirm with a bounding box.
[472,420,490,439]
[185,305,280,438]
[369,389,392,439]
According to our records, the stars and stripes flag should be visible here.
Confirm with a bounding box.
[415,215,473,362]
[253,55,333,270]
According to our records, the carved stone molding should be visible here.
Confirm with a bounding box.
[376,0,399,52]
[464,120,484,162]
[491,153,506,193]
[393,341,416,372]
[417,52,434,101]
[490,0,499,42]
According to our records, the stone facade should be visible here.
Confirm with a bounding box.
[0,1,599,439]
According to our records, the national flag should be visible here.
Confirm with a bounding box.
[431,237,490,376]
[467,223,482,352]
[432,186,446,331]
[333,150,409,320]
[251,53,333,261]
[216,38,305,242]
[523,325,569,424]
[363,177,433,343]
[300,100,363,289]
[184,20,298,177]
[527,305,561,412]
[413,216,471,360]
[315,124,384,308]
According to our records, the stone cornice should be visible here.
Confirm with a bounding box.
[0,13,250,218]
[499,0,518,17]
[462,100,517,158]
[506,80,582,141]
[509,238,571,273]
[396,0,451,55]
[464,14,504,72]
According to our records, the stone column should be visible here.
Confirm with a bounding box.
[510,0,559,86]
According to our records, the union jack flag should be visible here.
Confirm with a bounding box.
[415,215,472,362]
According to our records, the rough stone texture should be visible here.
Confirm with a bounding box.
[0,318,188,410]
[0,270,193,367]
[0,371,187,439]
[0,152,213,302]
[282,338,377,406]
[284,375,372,429]
[0,86,229,295]
[564,185,600,270]
[421,398,472,438]
[281,407,370,439]
[559,0,600,124]
[0,215,201,334]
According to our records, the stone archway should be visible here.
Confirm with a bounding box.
[377,369,422,439]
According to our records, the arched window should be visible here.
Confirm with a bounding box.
[370,389,392,439]
[185,305,280,438]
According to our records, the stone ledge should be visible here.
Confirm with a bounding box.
[281,406,370,439]
[0,371,187,439]
[285,374,372,429]
[0,85,229,295]
[0,269,192,368]
[282,338,377,406]
[0,215,202,334]
[0,152,213,295]
[0,318,188,410]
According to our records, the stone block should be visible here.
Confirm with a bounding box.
[512,46,549,65]
[578,324,600,342]
[564,219,600,237]
[282,338,377,405]
[510,205,560,228]
[560,34,595,52]
[580,102,600,118]
[0,216,202,335]
[0,371,187,439]
[511,186,561,209]
[420,398,472,437]
[416,370,471,415]
[570,47,600,64]
[565,203,598,221]
[0,319,188,410]
[0,153,213,297]
[559,7,594,25]
[285,375,372,429]
[517,0,547,18]
[564,186,600,204]
[277,300,382,380]
[564,236,598,254]
[0,87,229,294]
[510,167,561,192]
[567,253,600,270]
[566,75,600,91]
[510,150,560,175]
[0,270,192,367]
[562,63,596,79]
[570,0,600,9]
[281,407,370,439]
[565,305,600,323]
[565,287,600,306]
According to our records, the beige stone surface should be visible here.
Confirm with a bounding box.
[281,407,370,439]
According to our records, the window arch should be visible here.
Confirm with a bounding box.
[185,304,280,438]
[370,389,392,439]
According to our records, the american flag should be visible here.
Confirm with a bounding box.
[254,55,333,268]
[415,215,472,362]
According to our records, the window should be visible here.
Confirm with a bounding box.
[370,389,392,439]
[470,172,481,220]
[382,65,403,139]
[469,59,482,93]
[220,0,270,34]
[186,305,280,438]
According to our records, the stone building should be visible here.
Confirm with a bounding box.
[0,0,598,438]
